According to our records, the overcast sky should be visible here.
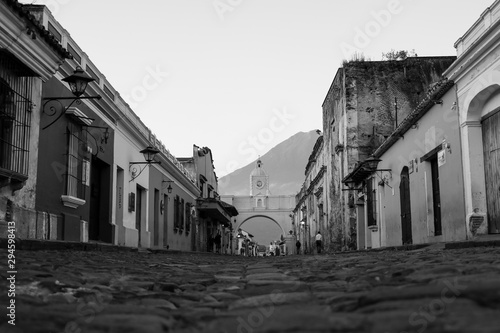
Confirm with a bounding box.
[23,0,494,176]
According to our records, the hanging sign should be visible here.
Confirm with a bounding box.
[437,149,446,167]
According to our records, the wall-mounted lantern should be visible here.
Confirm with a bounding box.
[42,66,102,130]
[129,146,161,181]
[162,179,173,194]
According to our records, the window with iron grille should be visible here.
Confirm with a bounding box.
[65,122,88,199]
[185,203,191,234]
[180,198,184,232]
[0,51,35,182]
[174,195,180,231]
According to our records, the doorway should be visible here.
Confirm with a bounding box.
[163,194,169,248]
[135,185,145,247]
[154,189,160,246]
[399,167,413,245]
[429,156,442,236]
[482,111,500,233]
[89,157,111,242]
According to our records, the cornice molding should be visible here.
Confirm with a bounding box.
[0,3,66,81]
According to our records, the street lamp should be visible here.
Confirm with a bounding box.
[361,155,392,188]
[61,66,95,97]
[140,146,161,164]
[362,155,382,171]
[129,146,161,181]
[162,180,174,194]
[130,146,161,166]
[42,66,102,130]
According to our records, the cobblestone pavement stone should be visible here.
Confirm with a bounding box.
[1,245,500,333]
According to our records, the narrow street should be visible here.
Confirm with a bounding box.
[1,245,500,333]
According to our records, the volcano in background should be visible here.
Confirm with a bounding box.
[218,130,320,196]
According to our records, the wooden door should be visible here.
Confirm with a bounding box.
[482,111,500,234]
[154,189,160,246]
[399,167,413,244]
[136,186,143,246]
[430,157,442,236]
[89,158,101,241]
[163,194,169,248]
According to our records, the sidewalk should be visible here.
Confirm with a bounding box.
[0,238,237,256]
[444,233,500,249]
[2,233,500,252]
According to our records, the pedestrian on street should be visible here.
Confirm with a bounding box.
[269,242,275,256]
[214,232,222,254]
[315,231,323,254]
[296,240,301,254]
[208,234,214,253]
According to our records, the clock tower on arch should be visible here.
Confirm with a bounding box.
[250,159,269,207]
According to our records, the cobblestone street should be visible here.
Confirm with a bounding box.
[1,245,500,333]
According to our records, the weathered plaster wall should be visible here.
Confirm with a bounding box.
[322,57,456,250]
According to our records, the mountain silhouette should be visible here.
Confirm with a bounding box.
[218,130,320,195]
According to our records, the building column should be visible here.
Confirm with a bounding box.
[460,121,488,237]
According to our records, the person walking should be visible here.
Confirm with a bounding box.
[315,231,323,254]
[269,242,275,256]
[296,240,301,255]
[214,232,222,254]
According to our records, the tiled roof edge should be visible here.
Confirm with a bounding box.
[373,79,455,158]
[3,0,72,59]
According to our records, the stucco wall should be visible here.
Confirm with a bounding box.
[113,129,150,247]
[376,88,466,246]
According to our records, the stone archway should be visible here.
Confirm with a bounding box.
[237,214,283,233]
[221,194,295,254]
[237,214,284,246]
[461,83,500,235]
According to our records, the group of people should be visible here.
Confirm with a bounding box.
[268,241,282,256]
[210,230,325,255]
[208,232,222,253]
[295,231,323,255]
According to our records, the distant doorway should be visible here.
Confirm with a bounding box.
[136,185,146,247]
[399,167,413,245]
[89,157,111,243]
[163,194,169,248]
[153,189,160,246]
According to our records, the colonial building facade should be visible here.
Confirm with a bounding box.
[0,0,71,238]
[0,1,215,252]
[321,56,457,250]
[303,3,500,250]
[344,80,466,248]
[293,134,328,253]
[443,1,500,238]
[180,145,238,254]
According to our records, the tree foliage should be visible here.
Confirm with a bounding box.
[382,49,418,61]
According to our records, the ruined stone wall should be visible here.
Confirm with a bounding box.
[345,57,456,164]
[322,69,345,251]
